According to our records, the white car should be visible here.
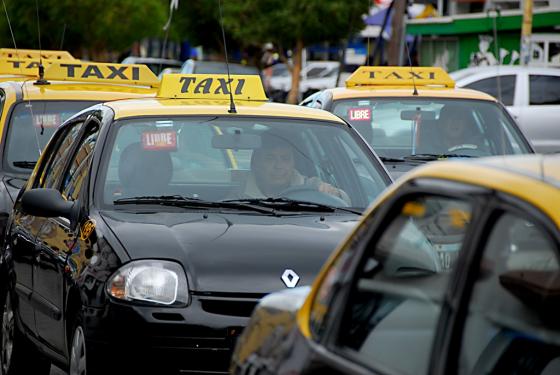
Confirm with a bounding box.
[451,66,560,153]
[269,61,340,101]
[120,56,183,75]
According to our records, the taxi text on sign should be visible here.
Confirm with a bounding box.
[346,66,455,88]
[0,48,76,61]
[158,74,268,101]
[44,62,159,87]
[0,58,68,76]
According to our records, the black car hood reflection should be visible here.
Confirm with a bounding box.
[99,210,358,294]
[3,176,27,202]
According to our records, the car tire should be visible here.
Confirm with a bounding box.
[0,290,51,375]
[69,317,91,375]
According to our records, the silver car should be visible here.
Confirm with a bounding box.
[451,66,560,153]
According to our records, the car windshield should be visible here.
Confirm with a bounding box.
[99,116,390,211]
[5,101,97,172]
[332,98,531,159]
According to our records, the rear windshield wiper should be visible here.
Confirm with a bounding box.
[12,161,37,169]
[223,198,362,215]
[113,195,275,214]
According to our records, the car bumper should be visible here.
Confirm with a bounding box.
[83,295,255,374]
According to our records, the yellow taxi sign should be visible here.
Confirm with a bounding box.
[44,62,159,87]
[158,74,268,101]
[346,66,455,88]
[0,48,75,60]
[0,58,41,76]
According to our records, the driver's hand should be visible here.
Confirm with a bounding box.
[318,182,341,196]
[307,177,351,204]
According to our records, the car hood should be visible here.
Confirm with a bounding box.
[100,210,359,294]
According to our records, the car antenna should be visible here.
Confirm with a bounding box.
[34,0,49,86]
[218,0,237,114]
[405,40,418,96]
[2,0,43,157]
[2,0,20,68]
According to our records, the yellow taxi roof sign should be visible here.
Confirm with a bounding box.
[346,66,455,88]
[0,48,75,60]
[158,74,268,101]
[43,62,159,87]
[0,58,44,77]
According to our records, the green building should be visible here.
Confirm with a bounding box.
[406,7,560,71]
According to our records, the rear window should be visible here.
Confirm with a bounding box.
[4,101,96,172]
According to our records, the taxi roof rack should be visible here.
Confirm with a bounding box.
[346,66,455,89]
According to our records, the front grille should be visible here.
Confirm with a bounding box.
[200,299,258,317]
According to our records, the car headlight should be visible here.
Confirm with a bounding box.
[107,260,189,306]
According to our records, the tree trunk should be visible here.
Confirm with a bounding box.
[387,0,406,66]
[287,39,304,104]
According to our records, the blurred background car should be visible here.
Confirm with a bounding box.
[268,61,340,102]
[120,56,183,75]
[451,66,560,153]
[180,58,260,75]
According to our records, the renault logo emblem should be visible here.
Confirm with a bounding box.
[281,269,300,288]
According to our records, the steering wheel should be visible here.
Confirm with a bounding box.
[279,184,349,207]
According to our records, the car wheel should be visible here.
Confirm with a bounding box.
[0,290,50,375]
[69,324,87,375]
[1,291,14,375]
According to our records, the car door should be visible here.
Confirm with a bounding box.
[516,74,560,153]
[443,198,560,375]
[34,116,100,351]
[298,181,489,375]
[10,118,85,339]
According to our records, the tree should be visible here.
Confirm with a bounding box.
[222,0,369,103]
[0,0,168,60]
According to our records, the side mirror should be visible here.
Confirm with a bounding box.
[21,188,74,219]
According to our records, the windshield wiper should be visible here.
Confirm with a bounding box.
[113,195,275,214]
[12,161,37,169]
[379,156,406,163]
[404,153,476,161]
[223,198,362,215]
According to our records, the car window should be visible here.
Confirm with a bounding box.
[336,195,474,375]
[458,212,560,375]
[99,116,389,210]
[331,98,530,160]
[0,89,5,120]
[306,67,326,78]
[464,75,516,106]
[61,122,100,201]
[310,217,372,339]
[4,101,97,173]
[529,75,560,105]
[39,121,85,189]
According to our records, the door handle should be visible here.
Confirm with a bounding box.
[33,244,41,264]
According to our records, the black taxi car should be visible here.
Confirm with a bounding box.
[232,154,560,375]
[0,74,391,374]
